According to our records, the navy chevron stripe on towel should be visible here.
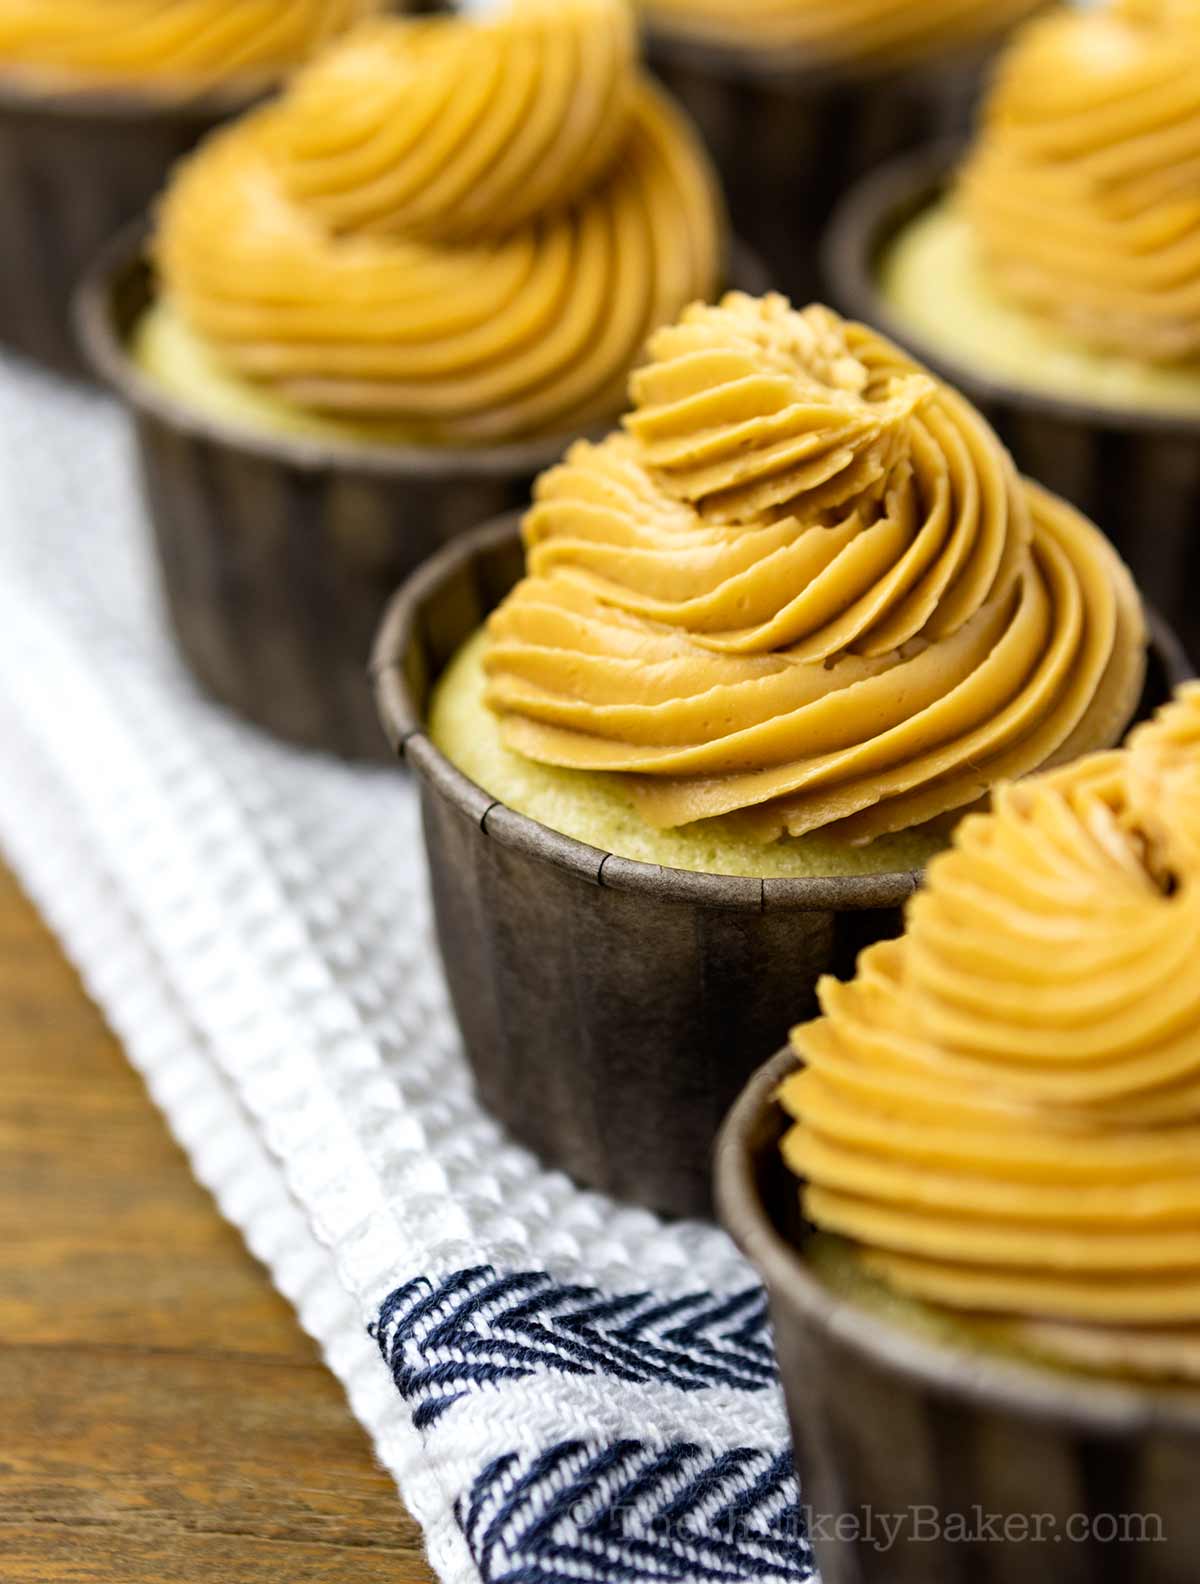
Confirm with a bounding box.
[371,1267,810,1584]
[459,1439,811,1584]
[372,1266,778,1429]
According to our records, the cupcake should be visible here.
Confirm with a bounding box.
[0,0,394,375]
[640,0,1046,302]
[79,0,729,759]
[828,0,1200,665]
[373,290,1160,1220]
[718,683,1200,1582]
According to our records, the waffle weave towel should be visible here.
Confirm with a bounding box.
[0,356,811,1584]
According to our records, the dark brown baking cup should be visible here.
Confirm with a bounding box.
[644,29,1000,304]
[717,1047,1200,1584]
[371,516,1186,1221]
[824,144,1200,669]
[0,74,258,377]
[77,228,768,763]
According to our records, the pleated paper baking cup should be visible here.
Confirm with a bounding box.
[372,516,927,1219]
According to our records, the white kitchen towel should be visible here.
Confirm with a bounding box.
[0,353,811,1584]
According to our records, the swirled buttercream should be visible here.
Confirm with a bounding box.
[0,0,377,89]
[641,0,1045,66]
[781,687,1200,1344]
[153,0,723,443]
[483,294,1146,843]
[960,3,1200,361]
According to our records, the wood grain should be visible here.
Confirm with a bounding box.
[0,862,436,1583]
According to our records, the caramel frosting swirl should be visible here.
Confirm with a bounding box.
[0,1,377,89]
[154,0,723,441]
[484,294,1146,843]
[781,689,1200,1337]
[641,0,1046,66]
[960,3,1200,361]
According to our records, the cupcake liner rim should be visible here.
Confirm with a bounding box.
[371,512,926,913]
[716,1045,1200,1436]
[823,140,1200,442]
[371,515,1191,907]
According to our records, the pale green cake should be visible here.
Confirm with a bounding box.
[805,1233,1200,1386]
[429,629,953,881]
[133,299,429,449]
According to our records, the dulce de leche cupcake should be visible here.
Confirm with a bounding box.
[373,291,1156,1219]
[0,0,392,375]
[80,0,729,759]
[830,0,1200,665]
[641,0,1046,302]
[719,683,1200,1581]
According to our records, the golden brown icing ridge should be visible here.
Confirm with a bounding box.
[483,294,1146,842]
[781,687,1200,1335]
[0,0,377,89]
[278,2,638,242]
[960,4,1200,361]
[641,0,1045,66]
[154,0,723,442]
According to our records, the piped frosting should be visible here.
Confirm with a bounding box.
[154,0,723,442]
[484,293,1146,843]
[781,685,1200,1349]
[960,2,1200,361]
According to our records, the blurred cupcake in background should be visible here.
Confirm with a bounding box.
[640,0,1046,301]
[373,290,1159,1219]
[0,0,396,374]
[830,0,1200,665]
[0,0,380,90]
[80,0,729,759]
[718,683,1200,1581]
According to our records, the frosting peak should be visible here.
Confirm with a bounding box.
[626,297,935,522]
[154,0,723,442]
[782,692,1200,1350]
[485,295,1146,843]
[960,4,1200,361]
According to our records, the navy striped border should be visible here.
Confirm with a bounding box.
[371,1267,777,1429]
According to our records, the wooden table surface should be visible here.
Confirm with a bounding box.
[0,861,436,1583]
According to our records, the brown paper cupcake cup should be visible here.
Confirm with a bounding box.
[717,1047,1200,1584]
[824,145,1200,669]
[0,75,256,377]
[371,515,1185,1221]
[77,228,768,763]
[645,30,998,305]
